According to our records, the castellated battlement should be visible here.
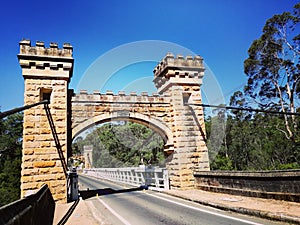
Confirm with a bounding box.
[153,53,204,78]
[19,39,73,57]
[153,53,205,94]
[72,90,168,103]
[18,40,74,79]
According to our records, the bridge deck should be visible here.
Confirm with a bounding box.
[53,178,300,224]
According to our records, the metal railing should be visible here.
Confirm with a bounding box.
[84,166,170,190]
[0,184,55,225]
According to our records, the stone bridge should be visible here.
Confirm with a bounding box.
[18,40,209,203]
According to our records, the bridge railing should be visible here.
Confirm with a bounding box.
[0,184,55,225]
[84,166,170,190]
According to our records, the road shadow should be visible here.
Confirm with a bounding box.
[79,186,147,200]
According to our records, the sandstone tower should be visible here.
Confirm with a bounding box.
[153,53,209,189]
[18,40,74,202]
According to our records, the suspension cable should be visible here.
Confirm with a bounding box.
[188,103,300,116]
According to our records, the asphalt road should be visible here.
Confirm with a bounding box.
[78,175,283,225]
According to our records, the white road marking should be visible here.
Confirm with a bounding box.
[145,192,263,225]
[85,200,108,225]
[97,197,132,225]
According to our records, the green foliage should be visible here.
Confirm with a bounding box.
[0,113,23,207]
[74,122,166,168]
[207,4,300,171]
[207,107,300,171]
[244,3,300,141]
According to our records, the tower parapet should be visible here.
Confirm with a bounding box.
[18,40,73,80]
[153,53,205,94]
[19,40,73,57]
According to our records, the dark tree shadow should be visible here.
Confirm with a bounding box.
[79,186,147,200]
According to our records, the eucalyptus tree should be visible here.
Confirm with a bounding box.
[244,3,300,141]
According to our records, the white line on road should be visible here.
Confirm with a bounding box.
[145,192,263,225]
[97,197,132,225]
[85,200,108,225]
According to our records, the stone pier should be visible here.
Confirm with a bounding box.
[18,40,74,202]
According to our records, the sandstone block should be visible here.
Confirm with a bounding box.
[24,149,34,155]
[33,161,56,168]
[50,180,66,189]
[34,174,56,182]
[34,148,45,155]
[40,128,51,134]
[55,173,66,180]
[21,182,39,190]
[51,167,64,174]
[22,162,34,169]
[24,135,35,142]
[24,122,35,129]
[37,154,54,161]
[23,155,38,162]
[39,168,50,174]
[21,176,33,183]
[40,141,51,148]
[21,168,39,176]
[52,194,66,203]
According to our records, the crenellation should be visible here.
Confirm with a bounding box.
[72,91,169,105]
[93,90,100,95]
[36,41,44,47]
[153,53,204,79]
[19,39,73,58]
[50,42,58,48]
[118,91,126,96]
[106,90,114,95]
[80,90,87,94]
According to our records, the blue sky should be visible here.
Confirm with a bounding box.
[0,0,298,111]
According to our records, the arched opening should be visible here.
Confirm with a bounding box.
[72,112,173,146]
[70,114,174,170]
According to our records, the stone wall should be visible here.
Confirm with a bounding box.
[194,170,300,202]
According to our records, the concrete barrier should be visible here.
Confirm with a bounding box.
[0,184,55,225]
[194,170,300,202]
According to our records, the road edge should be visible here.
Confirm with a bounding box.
[160,190,300,225]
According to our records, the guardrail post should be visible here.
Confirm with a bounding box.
[163,169,170,190]
[67,168,79,202]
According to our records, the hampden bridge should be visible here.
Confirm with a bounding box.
[7,40,300,220]
[18,40,209,203]
[1,40,299,224]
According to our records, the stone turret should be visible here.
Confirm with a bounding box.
[153,53,209,189]
[153,53,205,94]
[18,40,74,203]
[19,40,73,57]
[18,40,73,80]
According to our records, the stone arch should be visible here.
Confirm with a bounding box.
[72,111,174,149]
